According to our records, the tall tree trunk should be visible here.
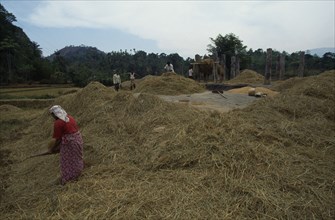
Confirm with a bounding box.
[212,62,216,83]
[230,56,236,79]
[221,54,226,81]
[194,55,201,81]
[193,64,199,82]
[264,48,272,85]
[275,56,280,80]
[236,56,240,76]
[279,54,285,80]
[214,54,220,83]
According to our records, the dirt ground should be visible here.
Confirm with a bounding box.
[157,91,258,112]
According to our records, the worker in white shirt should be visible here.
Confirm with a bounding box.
[130,71,136,90]
[113,73,121,91]
[164,62,174,72]
[188,66,193,79]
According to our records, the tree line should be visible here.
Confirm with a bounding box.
[0,4,52,85]
[1,4,334,87]
[51,47,191,87]
[207,33,334,80]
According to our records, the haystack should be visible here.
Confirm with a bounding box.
[1,71,334,219]
[122,75,157,91]
[273,70,335,99]
[200,58,214,65]
[228,69,264,84]
[0,104,22,112]
[133,73,205,95]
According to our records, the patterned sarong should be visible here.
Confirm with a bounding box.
[60,131,84,185]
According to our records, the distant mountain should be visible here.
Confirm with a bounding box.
[47,45,106,61]
[306,47,335,57]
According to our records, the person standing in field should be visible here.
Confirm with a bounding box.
[164,61,174,72]
[130,71,136,90]
[188,66,193,79]
[48,105,84,185]
[117,73,122,90]
[113,73,121,91]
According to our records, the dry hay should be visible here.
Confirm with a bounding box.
[273,70,335,99]
[1,71,335,219]
[133,73,205,95]
[121,79,139,91]
[199,58,214,65]
[0,104,23,142]
[141,74,158,80]
[161,72,177,77]
[228,69,265,84]
[227,86,279,97]
[195,59,225,79]
[122,75,157,91]
[0,104,22,112]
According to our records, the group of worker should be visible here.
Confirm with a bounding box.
[112,61,176,92]
[112,71,136,91]
[43,61,195,186]
[165,61,194,79]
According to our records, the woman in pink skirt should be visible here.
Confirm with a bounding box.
[48,105,84,185]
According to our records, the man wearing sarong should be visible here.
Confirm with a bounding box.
[130,71,136,90]
[113,73,121,91]
[48,105,84,185]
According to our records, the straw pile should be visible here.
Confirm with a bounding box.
[200,58,214,65]
[227,86,279,97]
[0,104,22,112]
[273,70,335,98]
[1,71,334,219]
[133,73,205,95]
[121,75,157,91]
[228,69,265,84]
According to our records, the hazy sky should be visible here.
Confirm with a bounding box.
[2,0,334,58]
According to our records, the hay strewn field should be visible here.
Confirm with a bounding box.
[0,71,334,219]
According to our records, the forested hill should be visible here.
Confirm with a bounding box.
[0,4,49,84]
[47,46,106,62]
[46,45,188,86]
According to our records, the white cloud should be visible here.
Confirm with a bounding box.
[28,1,335,57]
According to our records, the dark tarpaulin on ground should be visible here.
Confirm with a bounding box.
[205,83,249,91]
